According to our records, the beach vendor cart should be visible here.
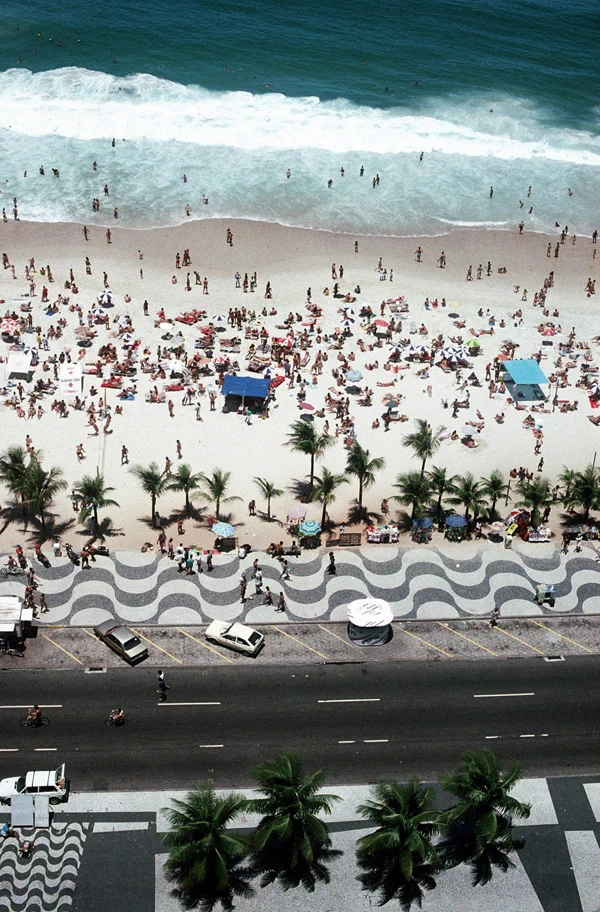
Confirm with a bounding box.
[534,584,555,607]
[411,517,433,544]
[444,513,467,541]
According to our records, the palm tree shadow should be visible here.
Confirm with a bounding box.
[256,511,286,527]
[288,478,312,503]
[0,501,31,537]
[346,500,381,526]
[76,516,126,544]
[26,513,76,544]
[395,510,413,533]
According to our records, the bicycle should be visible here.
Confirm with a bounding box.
[20,716,50,728]
[0,566,26,579]
[105,713,128,727]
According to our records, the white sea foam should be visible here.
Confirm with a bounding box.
[1,68,600,165]
[0,68,598,234]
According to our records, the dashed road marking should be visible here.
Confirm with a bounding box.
[318,698,380,704]
[364,739,389,744]
[474,692,535,698]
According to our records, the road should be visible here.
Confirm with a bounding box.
[1,657,599,790]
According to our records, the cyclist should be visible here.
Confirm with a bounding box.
[109,708,124,725]
[27,704,42,726]
[7,555,17,572]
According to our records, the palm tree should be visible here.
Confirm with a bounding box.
[130,462,168,528]
[559,466,577,505]
[253,477,284,521]
[403,419,446,477]
[427,466,457,522]
[286,420,335,495]
[516,476,553,528]
[168,464,203,517]
[438,750,530,887]
[162,785,253,912]
[312,468,348,530]
[356,779,440,910]
[0,445,30,503]
[198,469,240,520]
[24,459,68,537]
[245,752,341,892]
[73,474,120,536]
[567,464,600,520]
[392,471,432,521]
[481,470,509,520]
[448,473,488,524]
[345,442,386,513]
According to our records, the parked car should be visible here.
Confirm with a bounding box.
[93,620,148,664]
[0,763,69,805]
[206,620,265,657]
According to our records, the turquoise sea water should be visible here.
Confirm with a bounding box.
[0,0,598,234]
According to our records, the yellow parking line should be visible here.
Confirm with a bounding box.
[271,626,329,660]
[527,619,594,654]
[437,622,499,657]
[131,628,183,664]
[177,628,233,664]
[81,628,98,639]
[394,624,452,657]
[41,634,84,666]
[492,626,546,656]
[318,624,362,650]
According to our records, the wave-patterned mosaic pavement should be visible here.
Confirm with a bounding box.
[0,823,88,911]
[2,547,600,626]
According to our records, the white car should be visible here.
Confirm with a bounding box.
[206,620,265,657]
[0,762,69,805]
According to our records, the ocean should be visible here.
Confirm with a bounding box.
[0,0,598,235]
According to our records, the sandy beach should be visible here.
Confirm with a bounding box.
[0,215,598,551]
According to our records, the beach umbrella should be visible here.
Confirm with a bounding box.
[299,519,321,537]
[213,355,229,365]
[466,338,480,348]
[90,305,105,315]
[211,314,226,324]
[445,514,467,528]
[299,402,315,411]
[412,517,433,530]
[341,318,355,330]
[0,318,18,333]
[21,346,37,357]
[407,343,430,355]
[98,290,113,304]
[496,352,510,361]
[373,318,389,327]
[341,306,355,316]
[490,521,505,534]
[288,505,308,520]
[211,521,235,538]
[345,370,363,382]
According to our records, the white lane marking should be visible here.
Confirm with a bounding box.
[198,744,223,748]
[520,734,536,738]
[540,733,549,737]
[338,740,356,744]
[364,739,389,744]
[34,747,58,752]
[485,735,500,740]
[0,704,63,709]
[159,702,221,706]
[0,748,19,752]
[474,693,535,698]
[318,698,381,704]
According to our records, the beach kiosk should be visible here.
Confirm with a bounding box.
[504,359,549,402]
[0,595,35,646]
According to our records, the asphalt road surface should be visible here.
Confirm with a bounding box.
[1,657,599,790]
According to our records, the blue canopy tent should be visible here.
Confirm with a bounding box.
[504,359,549,402]
[221,374,270,413]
